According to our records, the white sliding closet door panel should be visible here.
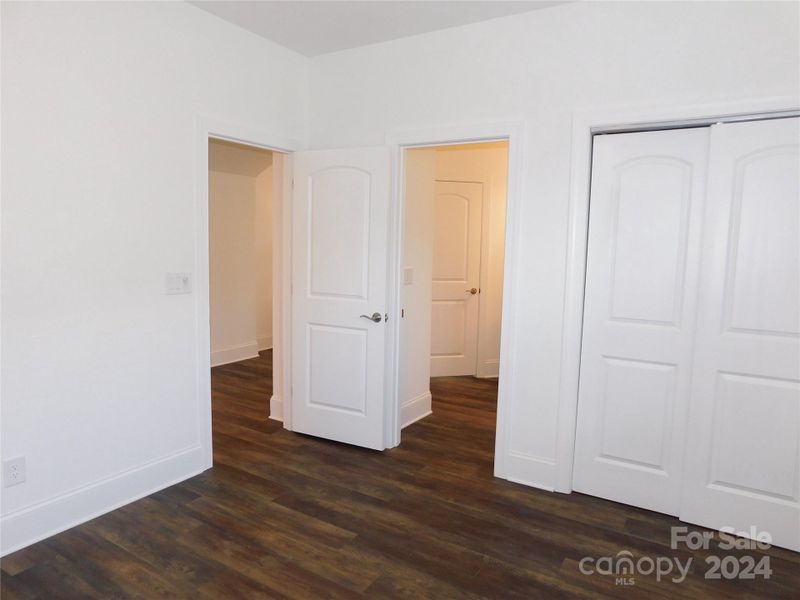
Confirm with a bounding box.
[573,128,709,515]
[680,118,800,552]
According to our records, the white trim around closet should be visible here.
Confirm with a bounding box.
[554,94,800,493]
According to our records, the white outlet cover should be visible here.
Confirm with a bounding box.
[165,272,192,295]
[403,267,414,285]
[3,456,26,487]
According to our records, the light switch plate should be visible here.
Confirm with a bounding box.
[404,267,414,285]
[165,272,192,295]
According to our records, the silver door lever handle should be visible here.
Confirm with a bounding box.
[360,312,382,323]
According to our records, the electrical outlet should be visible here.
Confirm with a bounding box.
[3,457,26,487]
[165,272,192,295]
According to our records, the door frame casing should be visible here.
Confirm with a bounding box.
[556,94,800,493]
[194,116,302,467]
[385,120,526,479]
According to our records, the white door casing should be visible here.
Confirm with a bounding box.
[291,147,390,450]
[430,180,484,377]
[680,118,800,552]
[573,127,710,516]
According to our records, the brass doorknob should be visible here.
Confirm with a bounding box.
[466,288,478,295]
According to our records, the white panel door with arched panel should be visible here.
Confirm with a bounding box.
[291,147,390,450]
[680,118,800,552]
[431,180,484,377]
[573,128,710,515]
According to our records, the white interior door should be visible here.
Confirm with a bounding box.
[680,118,800,551]
[430,180,483,377]
[291,147,390,450]
[573,128,709,515]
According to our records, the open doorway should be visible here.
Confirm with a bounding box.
[398,141,509,458]
[207,138,280,452]
[209,139,274,368]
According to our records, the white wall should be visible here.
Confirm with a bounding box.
[210,170,258,364]
[255,163,274,351]
[308,1,800,488]
[435,142,507,378]
[399,148,436,426]
[208,140,272,366]
[1,1,307,554]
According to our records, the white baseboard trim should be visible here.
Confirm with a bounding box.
[476,358,500,379]
[401,391,432,428]
[498,451,557,492]
[0,444,208,557]
[257,335,273,351]
[210,342,259,367]
[269,395,283,422]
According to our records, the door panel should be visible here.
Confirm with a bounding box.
[573,128,710,515]
[680,118,800,551]
[430,181,483,377]
[291,147,390,450]
[307,324,367,414]
[608,160,693,325]
[598,357,676,470]
[308,167,370,299]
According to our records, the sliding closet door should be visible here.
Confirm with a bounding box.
[680,118,800,551]
[573,128,709,515]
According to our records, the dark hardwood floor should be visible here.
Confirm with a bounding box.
[2,350,798,598]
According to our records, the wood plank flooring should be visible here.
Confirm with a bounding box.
[2,350,798,598]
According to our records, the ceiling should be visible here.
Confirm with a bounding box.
[209,139,272,177]
[189,1,567,57]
